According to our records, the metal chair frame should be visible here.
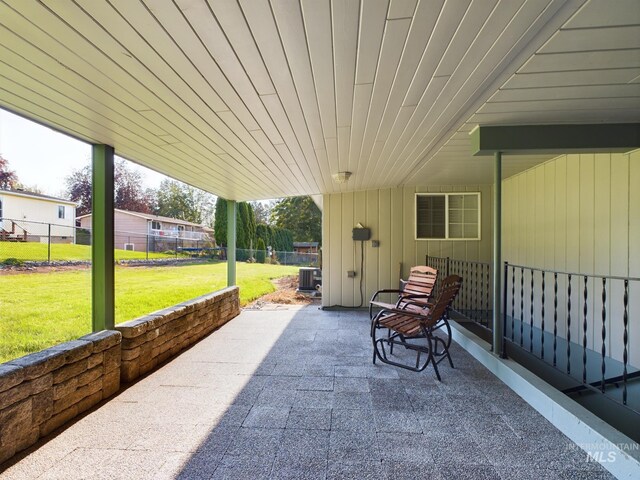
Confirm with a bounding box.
[371,275,462,380]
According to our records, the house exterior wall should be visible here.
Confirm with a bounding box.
[79,212,149,251]
[0,193,75,241]
[502,150,640,368]
[79,212,212,252]
[502,151,639,277]
[113,212,149,251]
[322,185,493,307]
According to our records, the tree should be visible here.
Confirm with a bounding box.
[271,196,321,244]
[250,200,274,225]
[65,160,153,215]
[0,155,18,189]
[65,166,92,215]
[214,197,227,247]
[154,179,214,224]
[256,223,272,248]
[256,238,266,263]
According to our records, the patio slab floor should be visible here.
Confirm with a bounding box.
[0,305,615,479]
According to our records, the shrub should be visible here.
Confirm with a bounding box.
[1,258,24,267]
[256,238,266,263]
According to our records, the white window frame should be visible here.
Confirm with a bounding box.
[58,205,65,219]
[415,192,481,241]
[151,220,161,231]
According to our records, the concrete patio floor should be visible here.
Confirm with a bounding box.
[1,305,615,479]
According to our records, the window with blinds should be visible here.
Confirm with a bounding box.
[415,193,481,240]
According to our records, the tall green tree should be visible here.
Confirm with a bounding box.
[256,238,266,263]
[271,196,321,244]
[256,224,272,248]
[214,197,227,246]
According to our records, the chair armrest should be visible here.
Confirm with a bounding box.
[395,293,433,309]
[369,289,403,304]
[378,307,430,318]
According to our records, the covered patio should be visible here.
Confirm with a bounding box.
[1,0,639,477]
[1,305,613,479]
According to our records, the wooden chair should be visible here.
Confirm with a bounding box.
[369,266,438,320]
[371,275,462,380]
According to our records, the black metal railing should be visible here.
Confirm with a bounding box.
[426,255,492,329]
[503,262,639,414]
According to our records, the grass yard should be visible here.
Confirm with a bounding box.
[0,242,180,262]
[0,262,298,363]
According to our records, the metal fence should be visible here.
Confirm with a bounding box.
[426,254,639,416]
[0,218,319,267]
[0,218,215,263]
[232,248,319,267]
[426,255,493,329]
[503,262,639,413]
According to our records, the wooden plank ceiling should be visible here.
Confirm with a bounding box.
[0,0,638,200]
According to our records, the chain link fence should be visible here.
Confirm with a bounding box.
[1,218,319,267]
[232,248,319,267]
[0,218,216,263]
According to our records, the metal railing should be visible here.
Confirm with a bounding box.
[503,262,639,413]
[148,228,209,240]
[427,255,639,415]
[426,255,492,329]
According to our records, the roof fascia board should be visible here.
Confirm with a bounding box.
[471,124,640,156]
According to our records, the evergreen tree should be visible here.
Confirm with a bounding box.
[214,197,227,247]
[256,238,266,263]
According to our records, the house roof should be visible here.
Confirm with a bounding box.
[0,188,77,206]
[0,2,638,200]
[77,209,207,228]
[294,242,319,248]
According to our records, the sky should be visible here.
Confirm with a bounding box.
[0,108,167,197]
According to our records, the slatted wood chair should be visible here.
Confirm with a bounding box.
[369,266,438,320]
[371,275,462,380]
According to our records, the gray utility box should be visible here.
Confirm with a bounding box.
[298,267,322,293]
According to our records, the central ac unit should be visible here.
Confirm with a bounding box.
[298,267,321,292]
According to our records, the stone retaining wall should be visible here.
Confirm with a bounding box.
[0,286,240,465]
[0,331,121,464]
[117,286,240,382]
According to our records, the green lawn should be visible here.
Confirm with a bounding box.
[0,262,298,363]
[0,242,179,262]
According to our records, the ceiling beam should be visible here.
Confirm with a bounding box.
[470,124,640,156]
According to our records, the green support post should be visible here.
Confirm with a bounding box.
[92,144,115,332]
[227,200,236,286]
[492,151,503,356]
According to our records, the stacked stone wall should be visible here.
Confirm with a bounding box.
[0,286,240,465]
[117,287,240,382]
[0,331,121,464]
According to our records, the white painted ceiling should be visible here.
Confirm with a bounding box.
[0,0,638,200]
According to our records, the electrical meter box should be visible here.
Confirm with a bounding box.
[352,228,371,241]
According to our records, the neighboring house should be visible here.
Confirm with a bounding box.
[0,188,76,243]
[77,209,213,252]
[293,242,318,254]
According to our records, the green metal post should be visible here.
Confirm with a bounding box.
[227,200,236,286]
[492,151,503,356]
[92,144,115,332]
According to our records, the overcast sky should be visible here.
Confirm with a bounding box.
[0,108,166,197]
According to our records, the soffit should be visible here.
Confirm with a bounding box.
[0,0,638,200]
